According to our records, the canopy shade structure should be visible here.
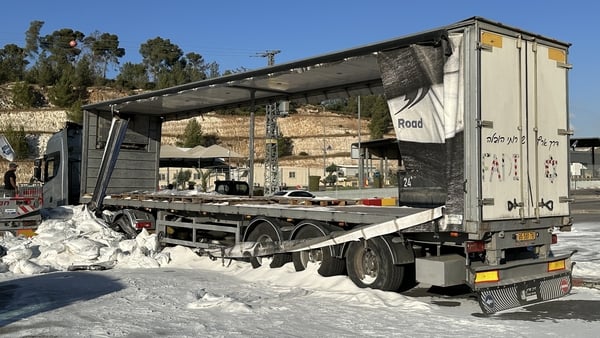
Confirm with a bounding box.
[352,138,402,160]
[570,138,600,149]
[159,144,190,158]
[189,144,245,159]
[82,26,462,120]
[83,17,568,122]
[159,144,243,168]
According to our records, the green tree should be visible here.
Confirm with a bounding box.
[66,99,84,123]
[323,163,339,187]
[201,133,220,147]
[24,20,44,60]
[183,52,208,81]
[0,44,28,83]
[321,98,346,111]
[115,62,149,89]
[26,55,57,86]
[177,118,203,147]
[73,54,94,87]
[11,82,40,108]
[277,132,294,157]
[206,61,220,78]
[194,168,213,192]
[48,71,80,108]
[139,37,183,82]
[175,169,192,189]
[86,32,125,79]
[222,67,248,76]
[344,95,391,139]
[4,124,29,160]
[39,28,85,73]
[156,62,187,89]
[154,51,211,89]
[184,53,212,82]
[367,96,392,139]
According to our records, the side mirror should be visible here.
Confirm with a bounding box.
[33,167,41,181]
[33,158,42,181]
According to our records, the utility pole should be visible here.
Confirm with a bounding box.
[264,103,280,195]
[256,49,284,195]
[256,50,281,66]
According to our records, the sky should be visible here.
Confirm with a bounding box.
[1,0,598,137]
[1,203,600,336]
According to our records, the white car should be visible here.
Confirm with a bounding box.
[271,190,315,198]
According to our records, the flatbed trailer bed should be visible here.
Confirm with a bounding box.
[98,192,427,225]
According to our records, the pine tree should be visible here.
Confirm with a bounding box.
[4,124,29,159]
[11,82,37,108]
[48,71,79,108]
[177,118,204,147]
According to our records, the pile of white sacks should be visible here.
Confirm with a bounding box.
[0,206,171,275]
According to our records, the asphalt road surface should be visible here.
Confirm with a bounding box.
[571,189,600,223]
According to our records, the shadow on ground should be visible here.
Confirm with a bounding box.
[485,299,600,322]
[0,272,124,330]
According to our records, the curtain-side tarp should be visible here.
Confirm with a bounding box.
[378,34,463,143]
[377,34,464,222]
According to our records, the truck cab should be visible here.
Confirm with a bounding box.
[33,122,82,208]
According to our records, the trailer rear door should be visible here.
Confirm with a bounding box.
[479,31,570,220]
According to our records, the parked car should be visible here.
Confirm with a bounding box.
[271,190,315,198]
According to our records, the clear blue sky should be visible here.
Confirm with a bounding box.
[1,0,598,137]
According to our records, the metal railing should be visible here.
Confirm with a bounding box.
[17,183,43,198]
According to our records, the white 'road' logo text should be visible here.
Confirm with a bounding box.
[398,118,423,128]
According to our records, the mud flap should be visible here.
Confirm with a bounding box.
[477,271,572,314]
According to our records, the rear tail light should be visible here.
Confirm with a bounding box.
[135,221,153,229]
[466,240,485,253]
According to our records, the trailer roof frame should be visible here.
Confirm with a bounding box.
[83,17,570,121]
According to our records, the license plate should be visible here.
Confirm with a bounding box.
[515,231,536,241]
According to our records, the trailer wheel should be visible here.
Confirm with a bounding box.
[246,222,291,269]
[346,238,404,291]
[292,223,346,277]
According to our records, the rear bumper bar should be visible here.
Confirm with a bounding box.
[474,251,576,313]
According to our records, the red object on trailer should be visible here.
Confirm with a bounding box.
[361,198,382,206]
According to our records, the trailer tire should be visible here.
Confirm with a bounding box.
[246,222,291,269]
[398,262,417,292]
[346,238,404,291]
[292,224,346,277]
